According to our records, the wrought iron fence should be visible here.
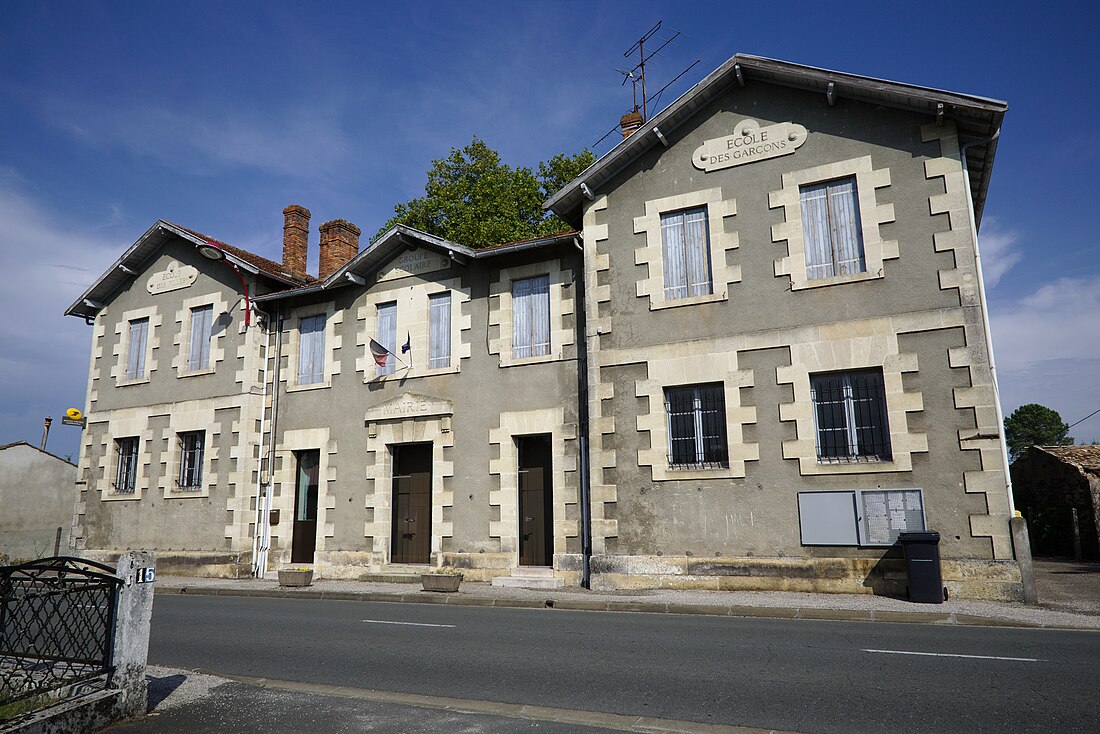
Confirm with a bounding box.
[0,557,122,707]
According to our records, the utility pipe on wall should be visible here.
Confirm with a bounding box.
[251,309,271,578]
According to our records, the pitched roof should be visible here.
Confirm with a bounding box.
[65,220,310,321]
[544,53,1008,229]
[0,440,77,466]
[1034,445,1100,473]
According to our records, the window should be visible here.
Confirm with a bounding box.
[297,314,326,385]
[511,275,550,359]
[665,383,728,468]
[177,431,205,490]
[428,292,451,369]
[810,368,891,463]
[376,301,397,376]
[114,437,139,494]
[798,489,925,546]
[661,207,712,299]
[188,304,213,371]
[125,318,149,380]
[799,176,865,280]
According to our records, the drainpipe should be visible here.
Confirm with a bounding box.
[573,236,593,588]
[256,306,284,578]
[959,129,1015,517]
[251,309,271,577]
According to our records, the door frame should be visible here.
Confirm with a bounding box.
[389,442,434,565]
[516,434,554,567]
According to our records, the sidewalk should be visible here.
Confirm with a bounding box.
[155,573,1100,630]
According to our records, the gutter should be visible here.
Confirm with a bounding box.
[959,129,1016,518]
[251,308,272,578]
[573,236,593,588]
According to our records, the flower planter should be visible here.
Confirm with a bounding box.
[278,569,313,587]
[421,573,463,592]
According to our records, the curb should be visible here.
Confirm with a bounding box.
[153,585,1077,630]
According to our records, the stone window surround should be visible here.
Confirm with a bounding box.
[770,155,898,290]
[488,407,579,567]
[94,414,157,502]
[355,277,472,381]
[777,328,926,475]
[635,348,758,481]
[363,414,455,567]
[488,260,574,367]
[271,428,335,560]
[112,305,162,387]
[632,187,739,310]
[157,405,219,499]
[172,291,229,378]
[282,302,342,392]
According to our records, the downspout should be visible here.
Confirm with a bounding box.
[959,129,1016,517]
[251,308,271,577]
[573,236,593,588]
[258,305,284,577]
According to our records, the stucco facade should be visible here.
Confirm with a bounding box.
[65,54,1021,599]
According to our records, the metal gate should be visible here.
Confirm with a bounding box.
[0,557,122,707]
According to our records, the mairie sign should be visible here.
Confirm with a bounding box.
[692,119,808,172]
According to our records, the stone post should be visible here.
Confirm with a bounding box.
[113,551,156,718]
[1009,517,1038,606]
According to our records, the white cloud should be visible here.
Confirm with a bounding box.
[977,219,1022,289]
[991,275,1100,442]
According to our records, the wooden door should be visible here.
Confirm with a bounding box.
[391,443,433,564]
[291,449,319,564]
[518,435,553,567]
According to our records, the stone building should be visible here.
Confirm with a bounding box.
[65,53,1023,599]
[0,441,77,562]
[1011,446,1100,560]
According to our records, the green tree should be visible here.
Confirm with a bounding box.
[1004,403,1073,461]
[376,138,594,248]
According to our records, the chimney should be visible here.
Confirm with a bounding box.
[318,219,361,279]
[282,205,310,280]
[620,110,643,139]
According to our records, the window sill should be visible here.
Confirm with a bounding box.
[648,291,727,311]
[178,367,216,379]
[117,376,151,387]
[792,270,882,291]
[287,381,331,393]
[165,487,208,499]
[809,459,901,475]
[653,466,736,481]
[499,352,563,368]
[101,490,141,502]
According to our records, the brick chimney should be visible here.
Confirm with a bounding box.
[282,205,310,280]
[318,219,361,279]
[620,110,643,139]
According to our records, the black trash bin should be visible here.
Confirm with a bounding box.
[898,531,945,603]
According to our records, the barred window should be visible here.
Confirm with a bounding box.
[512,275,550,359]
[661,207,712,300]
[376,302,397,376]
[297,314,326,385]
[114,437,139,494]
[188,304,213,371]
[177,431,205,490]
[810,368,891,463]
[126,317,149,380]
[665,383,728,468]
[428,292,451,369]
[799,177,865,280]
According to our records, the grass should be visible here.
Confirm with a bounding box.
[0,695,51,723]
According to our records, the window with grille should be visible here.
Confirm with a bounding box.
[188,304,213,371]
[428,292,451,369]
[799,177,866,280]
[114,437,139,494]
[661,207,712,300]
[376,302,397,376]
[810,368,891,463]
[512,275,550,359]
[297,314,326,384]
[126,317,149,380]
[177,431,205,490]
[665,383,728,468]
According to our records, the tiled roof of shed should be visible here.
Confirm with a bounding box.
[1035,445,1100,473]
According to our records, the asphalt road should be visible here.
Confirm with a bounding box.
[148,595,1100,733]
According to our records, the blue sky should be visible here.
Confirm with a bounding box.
[2,0,1098,462]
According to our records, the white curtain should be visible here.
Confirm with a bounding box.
[298,314,326,384]
[827,178,865,275]
[126,318,148,380]
[429,292,451,369]
[512,275,550,359]
[376,302,397,376]
[188,305,213,371]
[661,207,712,299]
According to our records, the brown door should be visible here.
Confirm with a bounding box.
[391,443,433,564]
[291,449,319,564]
[518,435,553,567]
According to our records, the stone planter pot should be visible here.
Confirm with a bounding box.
[421,573,463,592]
[278,569,313,587]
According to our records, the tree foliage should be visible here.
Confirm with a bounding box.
[376,137,594,248]
[1004,403,1073,461]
